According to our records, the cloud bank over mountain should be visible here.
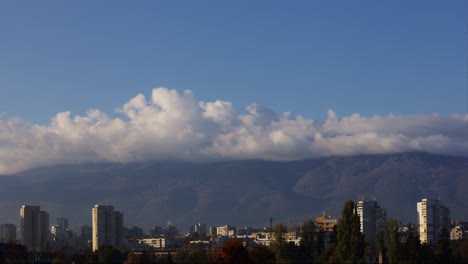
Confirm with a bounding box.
[0,87,467,174]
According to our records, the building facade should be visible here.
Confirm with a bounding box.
[315,212,339,232]
[51,218,74,250]
[315,212,339,247]
[92,205,124,251]
[417,198,451,245]
[216,225,236,237]
[356,199,387,248]
[20,205,49,251]
[0,224,16,243]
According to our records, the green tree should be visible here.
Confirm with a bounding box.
[300,219,316,262]
[93,246,122,264]
[166,252,174,264]
[270,224,287,263]
[454,239,468,263]
[274,224,287,246]
[434,228,452,263]
[332,200,365,263]
[127,251,152,264]
[249,246,276,264]
[400,232,422,264]
[188,243,209,263]
[316,225,337,264]
[385,219,400,264]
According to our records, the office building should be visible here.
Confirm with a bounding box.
[57,218,69,230]
[20,205,49,251]
[0,224,16,243]
[417,198,450,245]
[92,205,123,251]
[51,218,74,250]
[190,223,207,236]
[356,199,387,247]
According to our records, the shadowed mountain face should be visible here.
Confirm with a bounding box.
[0,152,467,232]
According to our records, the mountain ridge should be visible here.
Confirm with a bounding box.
[0,152,467,232]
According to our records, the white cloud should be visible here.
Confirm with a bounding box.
[0,87,467,174]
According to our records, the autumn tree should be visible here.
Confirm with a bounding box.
[217,239,249,264]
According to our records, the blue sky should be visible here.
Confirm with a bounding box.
[0,0,467,124]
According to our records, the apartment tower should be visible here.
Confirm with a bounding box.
[417,198,450,245]
[356,198,387,247]
[20,205,49,251]
[92,204,123,251]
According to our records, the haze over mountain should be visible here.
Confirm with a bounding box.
[0,152,466,232]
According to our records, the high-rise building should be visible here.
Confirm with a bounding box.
[356,199,387,247]
[39,211,49,250]
[190,223,207,236]
[417,198,450,245]
[20,205,49,251]
[57,218,69,230]
[92,205,123,251]
[0,224,16,243]
[51,218,74,250]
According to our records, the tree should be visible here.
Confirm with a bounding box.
[273,224,287,246]
[455,239,468,263]
[270,224,287,262]
[217,239,249,264]
[93,246,122,264]
[127,251,151,264]
[385,219,400,264]
[400,232,422,264]
[188,243,209,263]
[434,228,452,263]
[166,252,174,264]
[316,225,337,264]
[300,219,316,262]
[249,246,276,264]
[332,200,365,263]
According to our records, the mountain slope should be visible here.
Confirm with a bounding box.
[0,152,466,232]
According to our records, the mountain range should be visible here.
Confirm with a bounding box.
[0,152,467,233]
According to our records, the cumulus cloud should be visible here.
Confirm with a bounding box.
[0,87,467,174]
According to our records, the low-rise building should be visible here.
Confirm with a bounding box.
[315,212,339,247]
[139,238,176,250]
[216,225,236,237]
[450,221,468,240]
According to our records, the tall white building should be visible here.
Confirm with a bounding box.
[0,223,16,243]
[92,205,123,251]
[356,199,387,247]
[20,205,49,251]
[417,198,450,245]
